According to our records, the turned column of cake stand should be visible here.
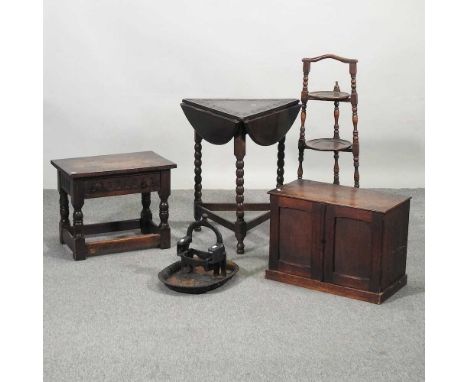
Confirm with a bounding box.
[297,54,360,187]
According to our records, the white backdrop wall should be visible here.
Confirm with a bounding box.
[44,0,424,189]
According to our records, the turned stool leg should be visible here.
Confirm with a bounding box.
[277,136,285,189]
[140,192,153,234]
[158,170,171,249]
[234,134,246,254]
[194,132,203,231]
[71,195,86,261]
[59,189,70,244]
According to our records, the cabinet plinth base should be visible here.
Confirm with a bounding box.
[265,270,407,304]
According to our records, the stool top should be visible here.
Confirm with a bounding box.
[181,98,300,146]
[269,180,411,213]
[51,151,177,178]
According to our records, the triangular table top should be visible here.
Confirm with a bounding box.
[182,99,299,121]
[181,98,300,146]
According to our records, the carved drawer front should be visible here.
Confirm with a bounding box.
[83,173,161,198]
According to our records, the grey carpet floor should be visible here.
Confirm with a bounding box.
[43,189,424,382]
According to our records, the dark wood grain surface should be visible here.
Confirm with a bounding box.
[269,180,410,213]
[267,181,411,304]
[182,99,299,121]
[181,99,300,146]
[51,151,177,178]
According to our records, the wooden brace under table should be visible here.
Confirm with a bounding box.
[195,133,277,254]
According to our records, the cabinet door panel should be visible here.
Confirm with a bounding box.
[334,218,372,278]
[276,199,324,280]
[324,205,381,291]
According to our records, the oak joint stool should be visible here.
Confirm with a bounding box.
[51,151,177,260]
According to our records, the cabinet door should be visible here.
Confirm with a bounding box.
[323,205,382,292]
[269,196,324,280]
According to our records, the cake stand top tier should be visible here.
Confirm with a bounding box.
[181,98,300,146]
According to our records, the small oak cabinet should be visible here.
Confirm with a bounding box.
[265,180,410,304]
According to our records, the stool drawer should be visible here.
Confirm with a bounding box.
[83,173,161,198]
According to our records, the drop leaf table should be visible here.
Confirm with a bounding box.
[181,98,300,254]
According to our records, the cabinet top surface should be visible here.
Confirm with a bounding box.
[269,180,411,213]
[182,98,299,121]
[51,151,177,178]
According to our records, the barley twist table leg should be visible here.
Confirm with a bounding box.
[234,135,246,254]
[194,132,202,231]
[277,137,285,189]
